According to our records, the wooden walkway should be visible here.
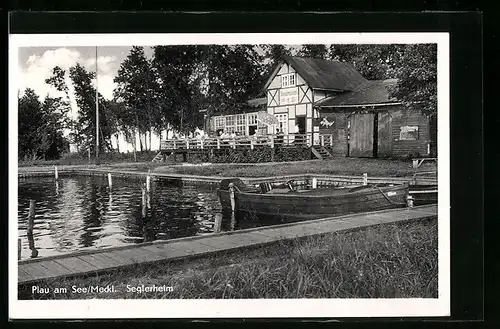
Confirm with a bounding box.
[18,204,437,284]
[18,166,437,187]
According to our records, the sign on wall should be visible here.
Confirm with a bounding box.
[399,126,419,140]
[279,87,298,105]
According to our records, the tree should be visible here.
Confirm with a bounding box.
[69,63,114,153]
[18,88,69,160]
[152,45,204,133]
[388,44,437,116]
[114,46,159,151]
[298,44,328,59]
[328,44,405,80]
[260,44,292,79]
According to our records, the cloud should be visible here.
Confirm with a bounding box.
[19,48,119,117]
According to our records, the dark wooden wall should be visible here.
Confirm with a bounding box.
[316,111,348,156]
[317,105,434,159]
[390,107,431,158]
[377,111,392,158]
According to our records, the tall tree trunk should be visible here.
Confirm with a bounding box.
[132,129,137,162]
[115,133,120,153]
[158,130,162,150]
[136,114,143,152]
[149,128,152,151]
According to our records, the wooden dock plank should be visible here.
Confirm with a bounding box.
[54,257,99,273]
[18,205,437,284]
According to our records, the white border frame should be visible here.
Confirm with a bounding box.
[9,32,450,319]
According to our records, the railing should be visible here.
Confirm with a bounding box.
[319,134,334,147]
[160,134,314,151]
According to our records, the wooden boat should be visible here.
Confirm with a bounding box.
[409,185,438,206]
[217,178,410,220]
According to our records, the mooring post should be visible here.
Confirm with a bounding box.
[27,199,35,235]
[146,170,151,193]
[406,195,414,208]
[54,166,59,180]
[228,183,236,213]
[214,213,222,233]
[141,187,147,217]
[108,173,112,189]
[362,173,368,186]
[312,177,318,189]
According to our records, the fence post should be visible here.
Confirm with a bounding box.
[232,138,236,149]
[173,140,177,149]
[250,139,254,150]
[270,135,275,149]
[108,173,112,189]
[186,140,190,149]
[362,173,368,186]
[312,177,318,189]
[200,139,204,149]
[320,135,324,147]
[54,166,59,180]
[217,139,221,149]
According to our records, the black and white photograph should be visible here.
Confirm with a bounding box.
[9,31,450,319]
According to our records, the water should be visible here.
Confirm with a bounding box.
[17,176,226,260]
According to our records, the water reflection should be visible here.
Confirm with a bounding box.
[18,176,223,260]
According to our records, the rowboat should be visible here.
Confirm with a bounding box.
[217,178,411,221]
[409,185,438,206]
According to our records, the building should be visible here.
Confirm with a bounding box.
[210,56,437,158]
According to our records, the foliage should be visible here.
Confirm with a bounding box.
[388,44,437,116]
[69,64,114,152]
[328,44,406,80]
[18,88,69,160]
[298,44,329,59]
[114,46,160,150]
[260,44,293,79]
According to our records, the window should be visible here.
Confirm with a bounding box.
[236,114,246,135]
[225,115,235,133]
[215,116,226,130]
[281,73,296,88]
[399,126,419,140]
[275,113,288,135]
[247,113,258,125]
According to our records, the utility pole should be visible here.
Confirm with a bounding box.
[95,46,100,165]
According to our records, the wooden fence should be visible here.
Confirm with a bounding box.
[160,134,338,151]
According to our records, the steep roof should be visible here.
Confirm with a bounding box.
[315,79,399,107]
[264,56,368,92]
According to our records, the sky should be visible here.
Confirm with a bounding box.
[18,46,154,119]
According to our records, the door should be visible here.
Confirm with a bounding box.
[295,116,306,134]
[349,113,375,157]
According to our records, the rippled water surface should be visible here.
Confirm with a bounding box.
[18,176,226,260]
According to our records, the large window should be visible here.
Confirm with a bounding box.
[236,114,246,135]
[247,113,258,125]
[215,117,225,130]
[225,115,235,133]
[281,73,296,88]
[275,113,288,134]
